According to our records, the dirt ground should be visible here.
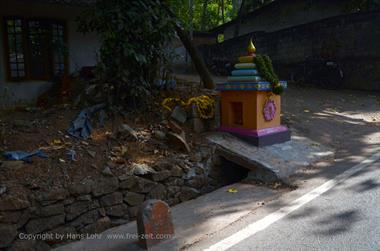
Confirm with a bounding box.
[0,83,213,194]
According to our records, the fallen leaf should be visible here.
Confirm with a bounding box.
[52,139,62,145]
[273,182,281,189]
[227,188,238,193]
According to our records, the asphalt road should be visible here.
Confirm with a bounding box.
[188,159,380,251]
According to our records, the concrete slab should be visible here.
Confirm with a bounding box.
[53,183,279,251]
[207,132,334,183]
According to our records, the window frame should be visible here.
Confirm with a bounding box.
[3,16,68,82]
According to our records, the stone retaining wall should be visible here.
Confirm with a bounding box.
[0,145,225,250]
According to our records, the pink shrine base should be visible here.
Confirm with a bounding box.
[218,125,291,147]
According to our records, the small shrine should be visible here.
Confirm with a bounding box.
[217,39,290,146]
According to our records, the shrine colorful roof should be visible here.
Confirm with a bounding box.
[216,81,287,91]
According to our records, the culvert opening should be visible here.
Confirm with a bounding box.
[219,157,250,185]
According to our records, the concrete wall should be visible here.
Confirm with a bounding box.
[221,0,348,40]
[0,1,100,106]
[200,11,380,91]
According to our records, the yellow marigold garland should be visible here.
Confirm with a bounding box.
[161,98,185,111]
[161,95,215,119]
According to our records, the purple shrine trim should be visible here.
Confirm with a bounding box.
[218,125,289,137]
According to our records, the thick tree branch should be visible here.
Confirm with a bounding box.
[161,1,215,89]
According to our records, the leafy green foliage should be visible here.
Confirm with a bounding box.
[347,0,380,12]
[168,0,238,31]
[77,0,175,107]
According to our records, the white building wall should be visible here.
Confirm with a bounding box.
[0,1,100,106]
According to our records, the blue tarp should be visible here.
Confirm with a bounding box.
[67,103,106,140]
[3,150,48,162]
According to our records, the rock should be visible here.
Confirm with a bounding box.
[70,210,100,229]
[0,210,22,224]
[200,146,212,160]
[63,197,75,205]
[147,184,166,200]
[166,186,181,197]
[25,214,65,234]
[118,124,138,141]
[166,198,180,206]
[65,200,99,221]
[86,150,96,158]
[151,170,171,182]
[124,192,145,206]
[152,159,172,171]
[99,207,106,217]
[0,224,17,248]
[79,217,112,234]
[76,195,92,201]
[105,204,129,217]
[137,200,174,249]
[179,187,199,202]
[68,180,93,195]
[165,177,184,187]
[36,189,68,205]
[190,152,202,162]
[129,163,156,176]
[35,203,64,217]
[170,106,187,124]
[102,166,114,176]
[167,132,191,153]
[128,206,139,218]
[1,209,31,228]
[99,192,123,207]
[0,195,30,210]
[194,163,206,174]
[129,177,157,194]
[154,130,166,140]
[92,177,119,196]
[171,165,184,177]
[119,175,138,189]
[167,120,183,134]
[184,168,196,180]
[119,174,132,181]
[186,176,206,189]
[0,185,7,196]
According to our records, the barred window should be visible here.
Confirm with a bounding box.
[4,17,67,81]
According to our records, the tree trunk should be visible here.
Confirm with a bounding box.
[161,2,215,89]
[201,0,209,31]
[233,0,246,37]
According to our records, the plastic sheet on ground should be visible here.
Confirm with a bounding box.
[3,150,48,162]
[67,103,106,140]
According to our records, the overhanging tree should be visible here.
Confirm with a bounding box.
[78,0,176,107]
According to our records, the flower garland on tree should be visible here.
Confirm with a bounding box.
[254,55,284,95]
